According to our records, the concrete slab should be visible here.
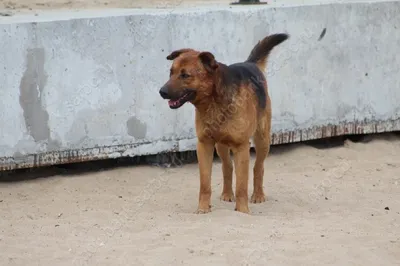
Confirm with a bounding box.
[1,0,400,170]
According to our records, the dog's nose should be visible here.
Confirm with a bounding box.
[159,86,169,99]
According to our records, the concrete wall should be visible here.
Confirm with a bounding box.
[1,1,400,170]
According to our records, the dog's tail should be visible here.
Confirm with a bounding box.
[246,33,289,70]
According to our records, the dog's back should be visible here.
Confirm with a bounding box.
[227,62,267,109]
[222,33,289,110]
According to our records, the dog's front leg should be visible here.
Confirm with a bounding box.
[195,140,215,214]
[232,142,250,214]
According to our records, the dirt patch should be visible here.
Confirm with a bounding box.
[1,133,399,265]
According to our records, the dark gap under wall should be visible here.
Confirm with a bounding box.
[0,132,399,183]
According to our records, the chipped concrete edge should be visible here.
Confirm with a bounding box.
[1,119,399,171]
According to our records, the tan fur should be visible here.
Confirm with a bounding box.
[160,33,288,214]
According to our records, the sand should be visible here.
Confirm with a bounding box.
[0,133,399,265]
[0,0,233,14]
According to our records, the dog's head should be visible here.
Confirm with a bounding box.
[159,48,219,109]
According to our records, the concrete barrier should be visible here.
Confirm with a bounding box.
[1,1,400,171]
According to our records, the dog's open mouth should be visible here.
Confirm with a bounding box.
[168,90,196,109]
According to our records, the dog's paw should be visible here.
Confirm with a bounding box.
[250,193,266,203]
[195,208,211,214]
[220,191,235,202]
[234,205,250,214]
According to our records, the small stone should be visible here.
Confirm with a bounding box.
[385,207,390,210]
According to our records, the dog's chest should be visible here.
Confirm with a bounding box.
[195,106,253,145]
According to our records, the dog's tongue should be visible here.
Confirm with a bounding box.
[168,99,179,107]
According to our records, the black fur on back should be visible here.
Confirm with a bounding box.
[220,62,267,109]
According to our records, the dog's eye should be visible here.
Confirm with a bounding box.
[180,73,190,79]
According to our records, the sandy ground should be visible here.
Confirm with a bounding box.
[0,0,245,13]
[0,0,382,15]
[0,133,399,265]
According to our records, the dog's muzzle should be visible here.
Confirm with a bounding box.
[159,86,170,99]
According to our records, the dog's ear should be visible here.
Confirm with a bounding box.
[166,49,193,60]
[199,52,218,72]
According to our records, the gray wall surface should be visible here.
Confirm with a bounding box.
[1,1,400,170]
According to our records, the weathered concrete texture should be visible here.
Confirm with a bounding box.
[19,48,50,143]
[1,1,400,170]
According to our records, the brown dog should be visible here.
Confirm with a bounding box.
[159,33,289,214]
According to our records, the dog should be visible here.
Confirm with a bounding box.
[159,33,289,214]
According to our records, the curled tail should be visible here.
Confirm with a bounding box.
[246,33,289,70]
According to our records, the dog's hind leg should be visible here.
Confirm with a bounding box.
[251,103,271,203]
[216,143,235,202]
